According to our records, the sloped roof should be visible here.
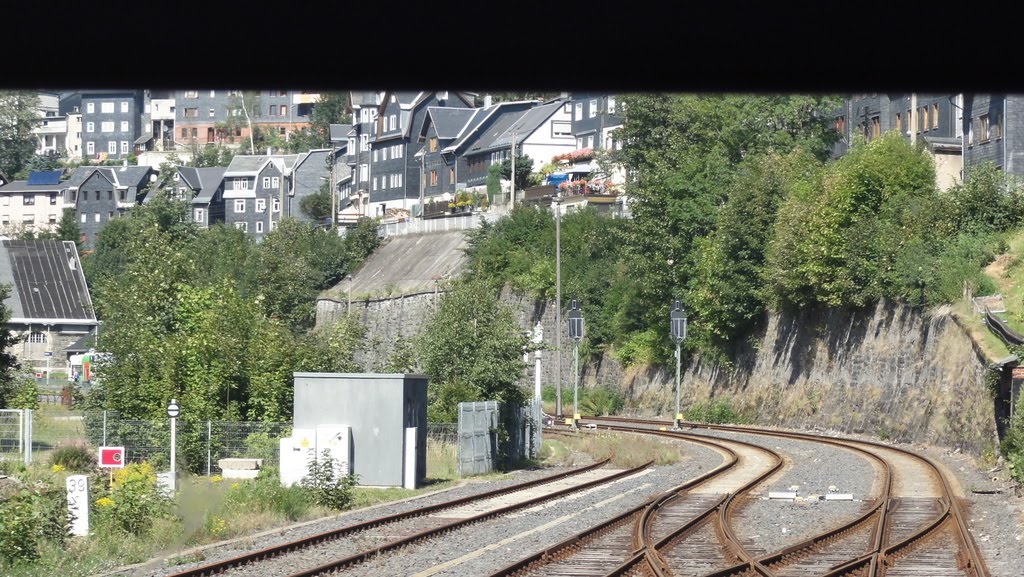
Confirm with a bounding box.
[176,166,199,190]
[223,154,299,176]
[0,240,96,324]
[64,166,97,188]
[445,101,536,153]
[102,165,153,188]
[488,100,564,150]
[426,107,477,140]
[350,91,380,107]
[27,170,61,186]
[463,105,537,155]
[193,167,227,203]
[329,123,352,142]
[0,180,62,193]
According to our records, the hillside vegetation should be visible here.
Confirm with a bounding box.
[464,94,1024,479]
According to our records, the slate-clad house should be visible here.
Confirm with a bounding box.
[346,91,475,218]
[80,90,144,161]
[0,170,66,236]
[962,95,1022,178]
[175,90,318,147]
[568,93,623,152]
[289,148,351,224]
[174,166,227,228]
[417,107,478,200]
[222,155,298,239]
[434,101,537,192]
[0,239,97,373]
[64,165,157,249]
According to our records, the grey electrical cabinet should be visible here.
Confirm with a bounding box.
[292,373,428,487]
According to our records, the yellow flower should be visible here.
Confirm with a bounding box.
[51,464,66,473]
[229,483,240,491]
[208,516,226,536]
[209,475,223,484]
[96,497,114,508]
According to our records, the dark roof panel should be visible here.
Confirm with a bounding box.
[0,240,95,322]
[26,170,62,186]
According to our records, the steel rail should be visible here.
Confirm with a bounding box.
[165,459,614,577]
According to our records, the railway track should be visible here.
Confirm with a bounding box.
[583,415,991,577]
[164,458,649,577]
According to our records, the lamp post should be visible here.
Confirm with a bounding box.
[670,300,688,430]
[532,321,543,457]
[554,193,563,418]
[567,298,583,429]
[346,274,353,315]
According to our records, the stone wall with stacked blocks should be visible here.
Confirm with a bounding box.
[318,289,997,453]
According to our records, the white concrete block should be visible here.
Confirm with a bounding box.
[769,491,798,500]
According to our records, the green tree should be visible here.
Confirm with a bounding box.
[500,152,534,192]
[416,279,528,422]
[56,207,82,248]
[223,91,262,155]
[292,92,351,150]
[299,181,332,223]
[15,153,64,180]
[0,91,41,181]
[0,285,23,408]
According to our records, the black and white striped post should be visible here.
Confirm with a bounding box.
[567,299,584,430]
[670,300,688,430]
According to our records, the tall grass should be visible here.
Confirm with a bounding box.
[542,431,680,468]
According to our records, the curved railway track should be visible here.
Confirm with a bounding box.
[164,458,649,577]
[581,415,991,577]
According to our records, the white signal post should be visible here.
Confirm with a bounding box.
[167,399,180,492]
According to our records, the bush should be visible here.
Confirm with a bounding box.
[48,441,97,472]
[684,399,744,424]
[579,385,624,416]
[7,379,39,409]
[223,467,309,521]
[0,485,69,565]
[94,462,173,536]
[300,449,358,511]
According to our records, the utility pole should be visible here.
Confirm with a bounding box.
[509,132,516,210]
[910,93,917,146]
[555,194,563,418]
[329,145,337,231]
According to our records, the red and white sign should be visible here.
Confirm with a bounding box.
[98,446,125,468]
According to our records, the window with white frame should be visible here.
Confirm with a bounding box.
[234,199,245,213]
[1,197,7,206]
[121,101,129,113]
[390,115,396,130]
[576,137,583,149]
[372,149,377,162]
[234,221,247,231]
[210,90,216,98]
[49,214,57,224]
[28,332,47,343]
[256,221,264,233]
[101,102,114,113]
[120,141,128,154]
[574,102,583,121]
[86,102,95,113]
[552,121,572,138]
[373,177,377,190]
[80,213,86,223]
[586,135,594,148]
[23,214,34,224]
[348,138,355,152]
[101,121,114,133]
[194,208,204,222]
[209,108,215,117]
[359,164,368,181]
[397,173,402,187]
[108,141,117,154]
[563,102,571,113]
[120,121,128,132]
[272,198,280,212]
[589,99,597,118]
[1,215,8,225]
[382,148,387,160]
[262,177,270,188]
[233,177,248,190]
[360,109,369,123]
[255,199,266,212]
[22,195,34,206]
[94,213,101,222]
[86,122,94,133]
[607,96,616,114]
[271,177,279,188]
[360,134,369,151]
[87,141,95,155]
[183,90,198,99]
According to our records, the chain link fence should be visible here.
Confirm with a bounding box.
[20,411,460,478]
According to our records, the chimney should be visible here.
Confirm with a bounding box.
[266,147,272,156]
[560,92,569,99]
[484,95,492,107]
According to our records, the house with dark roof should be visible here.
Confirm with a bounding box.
[0,171,67,236]
[345,91,476,219]
[173,166,227,228]
[222,154,299,239]
[0,239,97,374]
[416,107,479,202]
[63,165,158,249]
[288,148,342,225]
[569,93,624,152]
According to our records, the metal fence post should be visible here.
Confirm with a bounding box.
[102,410,107,446]
[23,409,32,464]
[206,420,212,477]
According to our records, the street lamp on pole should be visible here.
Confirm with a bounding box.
[567,298,583,430]
[670,300,688,430]
[531,321,543,457]
[554,193,563,418]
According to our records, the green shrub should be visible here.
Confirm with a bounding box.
[7,379,39,409]
[612,328,661,367]
[0,485,69,565]
[300,449,358,511]
[684,398,743,424]
[224,468,309,521]
[579,385,624,416]
[48,441,97,472]
[94,462,173,536]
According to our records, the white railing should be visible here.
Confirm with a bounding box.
[378,212,492,237]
